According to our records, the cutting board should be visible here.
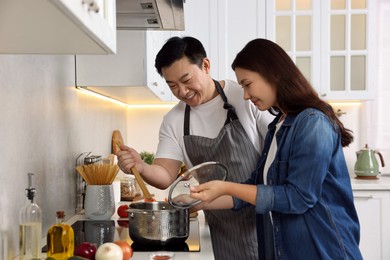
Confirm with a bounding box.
[112,130,124,155]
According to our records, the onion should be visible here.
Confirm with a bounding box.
[114,240,133,260]
[95,242,123,260]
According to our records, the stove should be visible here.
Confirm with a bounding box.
[70,218,201,252]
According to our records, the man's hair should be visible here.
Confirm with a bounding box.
[155,36,207,76]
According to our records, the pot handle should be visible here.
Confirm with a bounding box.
[375,151,385,167]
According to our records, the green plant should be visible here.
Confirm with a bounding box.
[140,151,155,165]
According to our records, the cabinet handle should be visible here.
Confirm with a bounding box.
[88,1,100,13]
[354,195,374,199]
[82,0,99,13]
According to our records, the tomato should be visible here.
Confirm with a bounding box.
[114,240,133,260]
[117,204,129,218]
[144,197,156,202]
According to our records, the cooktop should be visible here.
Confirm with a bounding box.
[71,218,201,252]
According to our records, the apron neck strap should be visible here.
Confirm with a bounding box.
[184,80,238,136]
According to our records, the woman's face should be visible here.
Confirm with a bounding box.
[235,67,277,111]
[161,56,214,107]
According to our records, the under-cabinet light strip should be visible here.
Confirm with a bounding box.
[75,86,177,109]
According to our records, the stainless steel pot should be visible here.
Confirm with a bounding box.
[128,201,189,245]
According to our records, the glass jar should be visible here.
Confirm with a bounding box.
[120,177,136,201]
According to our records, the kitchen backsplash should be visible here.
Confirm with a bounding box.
[0,55,127,258]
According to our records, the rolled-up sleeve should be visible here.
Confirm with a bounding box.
[232,184,274,212]
[255,185,274,213]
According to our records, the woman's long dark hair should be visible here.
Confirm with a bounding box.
[232,39,353,147]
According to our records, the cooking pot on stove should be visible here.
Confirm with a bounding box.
[127,161,228,246]
[127,201,189,246]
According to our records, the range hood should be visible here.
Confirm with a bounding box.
[116,0,185,30]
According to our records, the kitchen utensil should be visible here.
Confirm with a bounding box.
[131,166,153,201]
[168,161,228,209]
[84,185,115,220]
[354,144,385,179]
[114,133,154,201]
[112,130,124,155]
[128,201,189,246]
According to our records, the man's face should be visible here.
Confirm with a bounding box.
[161,56,213,107]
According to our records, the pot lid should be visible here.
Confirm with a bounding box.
[168,161,228,209]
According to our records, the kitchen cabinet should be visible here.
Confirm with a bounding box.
[266,0,377,101]
[0,0,116,54]
[76,30,178,103]
[178,0,266,81]
[353,189,390,260]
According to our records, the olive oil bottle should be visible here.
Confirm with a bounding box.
[19,173,42,260]
[46,211,74,259]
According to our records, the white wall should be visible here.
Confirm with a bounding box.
[0,55,127,258]
[126,107,171,154]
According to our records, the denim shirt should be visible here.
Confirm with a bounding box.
[233,108,362,260]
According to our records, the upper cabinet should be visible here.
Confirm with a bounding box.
[76,30,178,103]
[0,0,116,54]
[266,0,377,101]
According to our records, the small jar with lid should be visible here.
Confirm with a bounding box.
[120,176,136,201]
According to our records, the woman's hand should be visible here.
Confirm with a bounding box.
[190,180,227,204]
[116,145,144,175]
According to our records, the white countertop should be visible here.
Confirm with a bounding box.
[351,174,390,190]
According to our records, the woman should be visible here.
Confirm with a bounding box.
[190,39,362,260]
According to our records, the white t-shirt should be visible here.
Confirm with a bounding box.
[155,79,275,168]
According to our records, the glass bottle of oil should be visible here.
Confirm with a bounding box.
[19,173,42,260]
[46,211,74,259]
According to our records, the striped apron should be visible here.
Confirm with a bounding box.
[184,80,260,260]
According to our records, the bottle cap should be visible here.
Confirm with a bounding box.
[56,211,65,218]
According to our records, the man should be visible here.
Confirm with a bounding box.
[117,36,274,260]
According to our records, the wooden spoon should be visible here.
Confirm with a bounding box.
[115,139,154,201]
[130,166,153,201]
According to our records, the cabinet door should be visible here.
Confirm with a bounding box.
[53,0,117,53]
[266,0,376,101]
[266,0,321,95]
[321,0,377,100]
[76,30,146,87]
[180,0,266,80]
[353,190,390,260]
[76,30,177,103]
[145,31,176,102]
[0,0,116,54]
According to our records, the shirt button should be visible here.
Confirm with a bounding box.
[278,250,281,256]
